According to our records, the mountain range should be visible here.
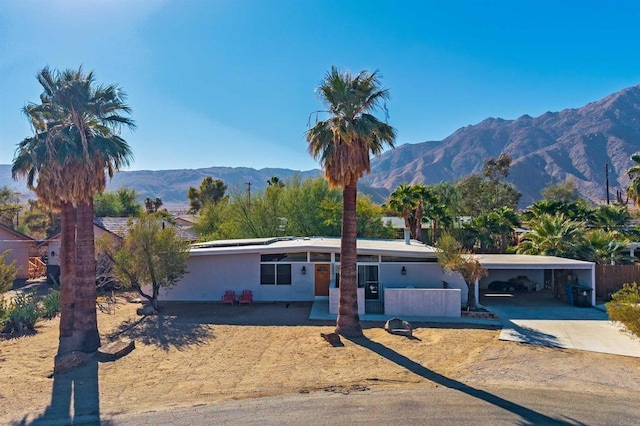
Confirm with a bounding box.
[363,84,640,206]
[2,83,640,208]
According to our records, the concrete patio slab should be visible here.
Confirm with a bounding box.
[309,299,502,326]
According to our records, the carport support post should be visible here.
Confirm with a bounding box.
[591,265,596,306]
[474,278,480,308]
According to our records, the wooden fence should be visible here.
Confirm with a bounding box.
[595,264,640,299]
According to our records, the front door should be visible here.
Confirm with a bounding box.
[314,264,331,296]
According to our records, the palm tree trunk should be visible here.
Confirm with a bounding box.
[335,181,363,337]
[414,201,423,241]
[57,201,76,356]
[74,199,101,352]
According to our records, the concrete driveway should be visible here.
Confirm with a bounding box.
[481,291,640,358]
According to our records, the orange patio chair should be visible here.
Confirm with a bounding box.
[222,290,236,305]
[239,290,253,305]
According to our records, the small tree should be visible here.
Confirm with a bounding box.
[100,217,190,310]
[187,177,227,213]
[0,249,17,294]
[436,234,487,310]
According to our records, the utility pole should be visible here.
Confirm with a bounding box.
[605,162,610,205]
[246,182,252,206]
[15,192,21,228]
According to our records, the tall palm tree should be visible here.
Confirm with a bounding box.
[14,115,83,352]
[13,67,134,359]
[307,67,396,337]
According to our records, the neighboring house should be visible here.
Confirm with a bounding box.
[155,236,596,318]
[93,217,199,243]
[174,214,197,230]
[0,223,37,281]
[43,217,199,285]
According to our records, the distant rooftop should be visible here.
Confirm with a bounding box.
[94,217,199,242]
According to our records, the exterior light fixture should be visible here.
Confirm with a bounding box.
[401,266,407,275]
[301,266,306,275]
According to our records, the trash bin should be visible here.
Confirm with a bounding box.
[571,285,592,307]
[564,283,574,305]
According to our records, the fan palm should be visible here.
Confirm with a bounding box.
[516,213,587,259]
[307,67,396,337]
[584,229,634,264]
[627,152,640,208]
[13,67,134,358]
[387,183,419,238]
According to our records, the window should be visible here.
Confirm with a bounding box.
[381,256,437,262]
[260,264,275,285]
[310,252,331,262]
[260,264,292,285]
[260,252,307,262]
[334,254,379,262]
[357,254,379,262]
[276,264,292,284]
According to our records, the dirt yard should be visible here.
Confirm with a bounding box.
[1,294,640,423]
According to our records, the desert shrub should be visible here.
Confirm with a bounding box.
[0,249,17,294]
[40,289,60,319]
[4,292,40,334]
[0,298,9,329]
[606,282,640,338]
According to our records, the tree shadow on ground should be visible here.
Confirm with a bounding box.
[10,356,109,426]
[346,336,565,426]
[157,302,336,327]
[501,320,562,348]
[108,313,215,351]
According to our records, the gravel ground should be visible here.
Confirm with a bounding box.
[1,295,639,424]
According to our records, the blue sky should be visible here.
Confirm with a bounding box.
[1,0,639,172]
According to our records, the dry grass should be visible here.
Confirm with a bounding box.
[1,294,640,423]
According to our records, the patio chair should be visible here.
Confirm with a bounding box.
[222,290,236,305]
[239,290,253,305]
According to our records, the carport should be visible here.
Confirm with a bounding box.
[474,254,596,307]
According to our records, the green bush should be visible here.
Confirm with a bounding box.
[0,298,9,329]
[39,289,60,319]
[606,282,640,338]
[4,292,40,334]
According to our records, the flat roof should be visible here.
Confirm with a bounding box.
[474,254,594,269]
[190,237,437,257]
[189,237,595,269]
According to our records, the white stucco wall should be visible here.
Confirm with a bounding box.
[379,263,444,288]
[158,254,316,302]
[384,289,461,317]
[47,240,61,266]
[380,263,467,307]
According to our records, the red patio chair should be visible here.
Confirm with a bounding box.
[239,290,253,305]
[222,290,236,305]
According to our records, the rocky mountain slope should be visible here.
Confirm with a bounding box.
[363,84,640,206]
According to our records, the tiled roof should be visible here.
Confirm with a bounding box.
[93,217,199,242]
